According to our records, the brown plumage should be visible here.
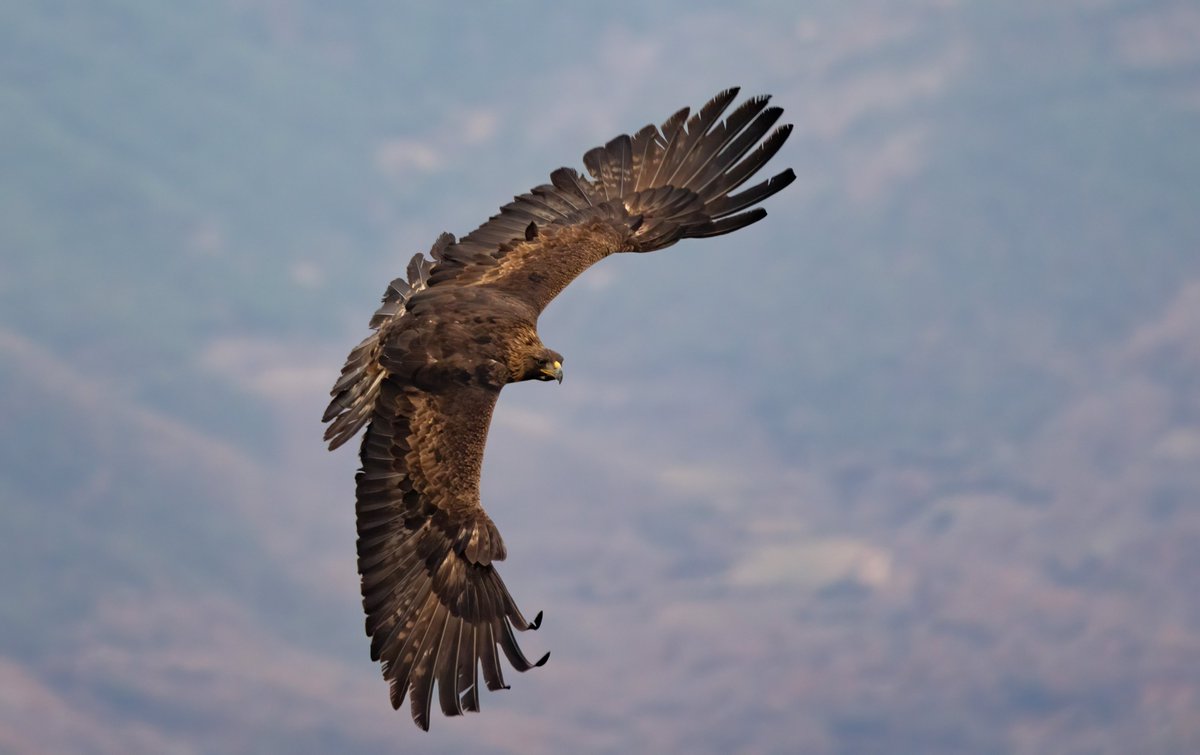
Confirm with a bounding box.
[323,88,795,729]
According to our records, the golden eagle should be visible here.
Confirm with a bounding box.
[323,88,794,729]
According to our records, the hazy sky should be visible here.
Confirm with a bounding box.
[3,1,1199,753]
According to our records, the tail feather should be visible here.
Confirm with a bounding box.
[322,243,436,450]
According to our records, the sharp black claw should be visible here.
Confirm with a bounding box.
[529,610,543,630]
[534,651,550,667]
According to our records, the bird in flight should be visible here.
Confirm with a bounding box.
[323,87,794,730]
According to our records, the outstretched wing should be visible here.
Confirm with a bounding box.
[357,377,547,729]
[423,87,796,314]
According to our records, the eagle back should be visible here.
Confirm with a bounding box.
[382,286,542,391]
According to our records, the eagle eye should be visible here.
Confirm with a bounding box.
[533,356,564,383]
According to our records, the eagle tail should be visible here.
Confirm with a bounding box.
[322,243,439,450]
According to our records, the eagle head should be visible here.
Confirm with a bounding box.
[515,347,564,384]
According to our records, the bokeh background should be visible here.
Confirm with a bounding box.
[3,1,1199,753]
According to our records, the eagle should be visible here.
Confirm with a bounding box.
[323,88,794,730]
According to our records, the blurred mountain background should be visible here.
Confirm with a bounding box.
[2,1,1198,752]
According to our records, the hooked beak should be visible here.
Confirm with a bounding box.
[540,361,564,384]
